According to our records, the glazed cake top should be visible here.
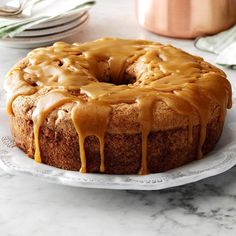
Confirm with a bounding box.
[4,38,232,174]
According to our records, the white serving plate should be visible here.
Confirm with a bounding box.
[0,97,235,190]
[29,11,87,30]
[16,12,88,37]
[0,14,89,48]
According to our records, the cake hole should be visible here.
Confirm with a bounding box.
[93,61,138,85]
[99,73,137,85]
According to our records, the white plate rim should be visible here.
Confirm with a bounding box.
[29,11,87,29]
[16,12,89,37]
[0,15,89,48]
[0,150,235,190]
[0,100,236,190]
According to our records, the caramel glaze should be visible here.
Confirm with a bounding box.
[4,38,232,174]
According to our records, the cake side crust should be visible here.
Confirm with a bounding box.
[10,112,224,174]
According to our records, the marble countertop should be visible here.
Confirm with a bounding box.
[0,0,236,235]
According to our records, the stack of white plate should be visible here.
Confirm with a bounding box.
[0,11,89,48]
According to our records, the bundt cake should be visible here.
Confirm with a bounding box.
[4,38,232,175]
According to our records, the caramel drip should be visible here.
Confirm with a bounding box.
[4,38,232,174]
[174,87,211,159]
[159,93,195,143]
[197,73,232,122]
[137,96,155,175]
[4,70,37,115]
[32,90,75,162]
[72,101,111,173]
